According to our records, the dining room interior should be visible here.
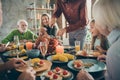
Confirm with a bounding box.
[0,0,109,80]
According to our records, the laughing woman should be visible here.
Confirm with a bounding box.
[40,13,57,37]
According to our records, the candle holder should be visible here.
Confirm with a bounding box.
[56,45,64,54]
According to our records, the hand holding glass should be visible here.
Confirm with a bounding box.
[39,42,48,59]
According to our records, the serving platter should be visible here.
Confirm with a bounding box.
[42,67,74,80]
[2,50,26,58]
[47,54,75,64]
[67,59,106,73]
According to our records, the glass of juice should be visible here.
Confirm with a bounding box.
[75,41,80,52]
[19,43,24,50]
[26,42,33,50]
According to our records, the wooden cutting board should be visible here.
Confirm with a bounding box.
[16,60,52,73]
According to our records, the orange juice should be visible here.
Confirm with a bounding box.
[26,42,33,50]
[19,44,24,50]
[75,45,80,52]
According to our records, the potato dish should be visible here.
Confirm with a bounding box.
[52,53,75,62]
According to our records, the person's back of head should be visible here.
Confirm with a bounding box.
[93,0,120,32]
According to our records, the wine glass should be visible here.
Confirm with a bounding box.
[14,36,20,58]
[84,41,91,57]
[39,42,48,59]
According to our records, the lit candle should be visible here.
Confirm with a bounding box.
[56,45,64,54]
[26,42,33,50]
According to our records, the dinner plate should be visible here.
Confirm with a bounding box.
[76,51,101,58]
[67,59,106,72]
[47,56,68,63]
[47,55,75,64]
[7,56,28,61]
[42,69,74,80]
[2,50,26,58]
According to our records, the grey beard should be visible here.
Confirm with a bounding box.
[18,27,27,33]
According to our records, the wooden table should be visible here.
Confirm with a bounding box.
[0,49,106,80]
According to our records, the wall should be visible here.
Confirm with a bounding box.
[0,0,54,42]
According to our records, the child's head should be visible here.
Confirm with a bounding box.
[90,19,99,37]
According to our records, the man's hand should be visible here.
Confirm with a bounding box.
[57,28,66,36]
[49,17,56,27]
[97,54,106,62]
[76,69,94,80]
[4,58,26,70]
[17,67,36,80]
[0,44,6,52]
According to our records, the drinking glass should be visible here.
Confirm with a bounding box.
[84,41,91,54]
[75,41,80,52]
[19,43,24,50]
[26,42,33,50]
[14,36,20,58]
[14,36,20,47]
[39,42,48,59]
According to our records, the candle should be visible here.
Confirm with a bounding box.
[26,42,33,50]
[56,45,64,54]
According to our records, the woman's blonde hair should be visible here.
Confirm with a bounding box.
[93,0,120,31]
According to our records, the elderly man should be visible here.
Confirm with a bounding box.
[2,19,38,44]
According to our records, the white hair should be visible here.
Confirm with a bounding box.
[17,19,28,26]
[93,0,120,31]
[17,19,28,33]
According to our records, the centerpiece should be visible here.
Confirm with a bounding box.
[34,29,60,55]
